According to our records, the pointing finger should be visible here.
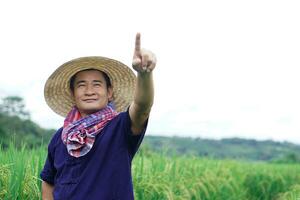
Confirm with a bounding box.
[134,33,141,54]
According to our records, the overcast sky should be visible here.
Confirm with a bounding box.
[0,0,300,144]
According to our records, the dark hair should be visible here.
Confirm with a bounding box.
[69,69,112,92]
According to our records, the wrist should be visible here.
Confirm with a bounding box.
[137,71,152,78]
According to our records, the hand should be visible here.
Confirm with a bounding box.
[132,33,157,73]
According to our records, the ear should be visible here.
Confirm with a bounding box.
[107,87,113,101]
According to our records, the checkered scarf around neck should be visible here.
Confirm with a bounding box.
[62,103,118,158]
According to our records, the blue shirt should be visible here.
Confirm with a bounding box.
[40,110,146,200]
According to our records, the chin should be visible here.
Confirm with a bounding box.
[83,106,105,113]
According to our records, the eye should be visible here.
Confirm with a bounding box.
[77,83,86,88]
[94,83,102,87]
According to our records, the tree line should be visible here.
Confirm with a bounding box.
[1,95,299,163]
[0,96,54,148]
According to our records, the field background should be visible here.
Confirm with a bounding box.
[1,96,300,199]
[0,144,300,200]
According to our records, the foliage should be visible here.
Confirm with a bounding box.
[271,153,300,164]
[1,145,300,200]
[0,96,30,119]
[133,150,300,200]
[0,96,55,148]
[276,185,300,200]
[143,136,300,162]
[1,95,300,163]
[0,144,45,199]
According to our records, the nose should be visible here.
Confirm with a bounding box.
[84,84,95,95]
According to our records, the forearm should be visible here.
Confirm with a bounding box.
[133,72,154,112]
[42,181,54,200]
[129,72,154,134]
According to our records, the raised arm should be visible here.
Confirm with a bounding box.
[129,33,157,135]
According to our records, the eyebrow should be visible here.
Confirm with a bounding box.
[93,80,102,83]
[75,80,103,85]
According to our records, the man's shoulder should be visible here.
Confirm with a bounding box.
[109,111,130,126]
[53,127,63,138]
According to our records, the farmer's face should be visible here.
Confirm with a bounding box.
[72,70,112,117]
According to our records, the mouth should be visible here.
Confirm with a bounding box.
[83,99,97,103]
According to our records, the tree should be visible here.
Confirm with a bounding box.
[0,96,30,119]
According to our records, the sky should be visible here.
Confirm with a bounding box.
[0,0,300,144]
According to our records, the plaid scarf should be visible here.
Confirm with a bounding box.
[62,104,118,157]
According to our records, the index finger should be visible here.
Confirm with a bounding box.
[134,32,141,53]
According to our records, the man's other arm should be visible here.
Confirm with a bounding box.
[42,181,54,200]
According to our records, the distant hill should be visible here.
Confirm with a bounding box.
[1,95,299,162]
[1,109,299,163]
[142,135,300,162]
[0,112,55,148]
[0,96,55,148]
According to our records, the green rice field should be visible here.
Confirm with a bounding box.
[0,144,300,200]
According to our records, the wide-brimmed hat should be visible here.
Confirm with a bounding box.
[44,56,136,117]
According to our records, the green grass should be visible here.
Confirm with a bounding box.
[0,143,46,200]
[0,145,300,200]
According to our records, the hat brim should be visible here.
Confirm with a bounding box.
[44,56,136,117]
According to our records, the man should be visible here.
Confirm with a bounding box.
[40,33,156,200]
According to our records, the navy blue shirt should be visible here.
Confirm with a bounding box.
[40,110,146,200]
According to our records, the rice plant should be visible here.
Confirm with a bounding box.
[276,185,300,200]
[0,143,45,200]
[1,144,300,200]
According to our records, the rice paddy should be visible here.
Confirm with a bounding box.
[0,144,300,200]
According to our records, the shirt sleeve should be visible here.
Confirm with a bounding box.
[123,109,148,159]
[40,128,61,185]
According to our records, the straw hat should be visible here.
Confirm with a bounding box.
[44,56,136,117]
